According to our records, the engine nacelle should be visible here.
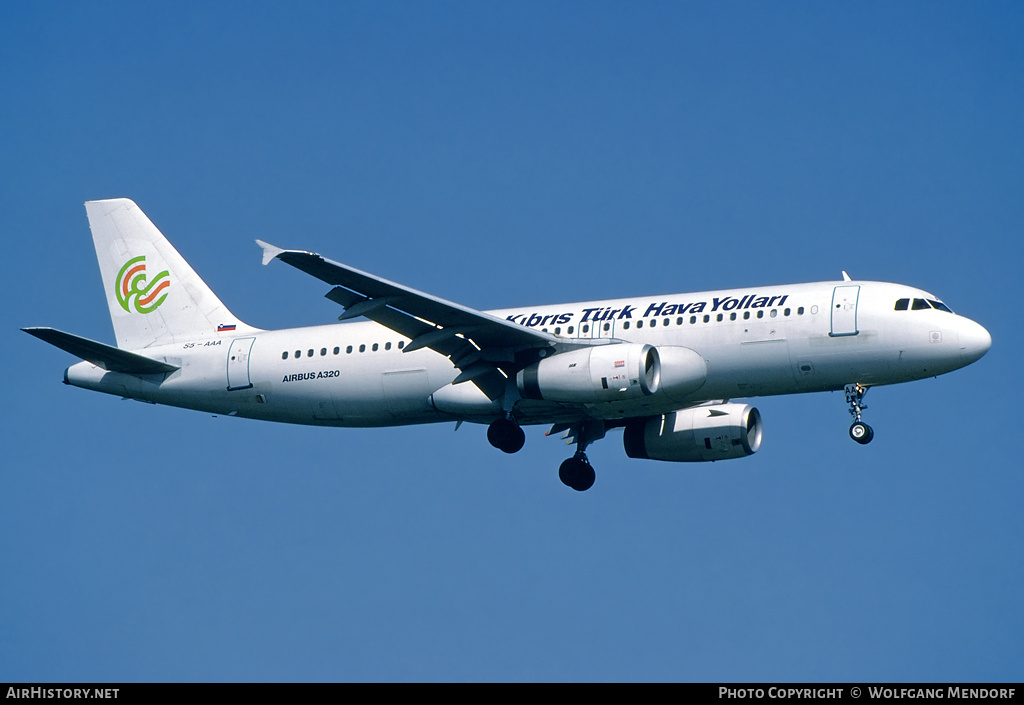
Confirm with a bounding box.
[623,403,762,462]
[517,343,659,403]
[653,346,707,401]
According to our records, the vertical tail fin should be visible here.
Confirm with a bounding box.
[86,198,256,349]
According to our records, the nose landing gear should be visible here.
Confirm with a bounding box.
[845,383,874,444]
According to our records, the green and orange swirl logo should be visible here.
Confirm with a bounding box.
[115,256,170,314]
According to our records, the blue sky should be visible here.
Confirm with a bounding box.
[1,1,1021,682]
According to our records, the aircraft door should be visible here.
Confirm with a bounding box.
[227,337,256,390]
[830,286,860,337]
[592,315,616,339]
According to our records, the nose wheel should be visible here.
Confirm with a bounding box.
[849,421,874,444]
[845,383,874,445]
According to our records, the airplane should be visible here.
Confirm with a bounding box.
[24,199,992,491]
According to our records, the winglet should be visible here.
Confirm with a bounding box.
[842,271,852,282]
[256,239,287,266]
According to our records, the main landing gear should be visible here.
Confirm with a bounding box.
[845,383,874,445]
[559,453,595,492]
[486,416,597,491]
[488,380,526,454]
[487,373,602,490]
[487,416,525,454]
[555,420,605,492]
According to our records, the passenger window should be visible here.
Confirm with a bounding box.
[359,344,365,353]
[716,314,723,322]
[756,311,764,319]
[294,350,301,359]
[703,315,710,323]
[385,342,392,350]
[372,343,379,352]
[320,348,327,356]
[622,322,629,330]
[567,326,574,335]
[690,316,696,324]
[282,351,288,360]
[333,347,340,355]
[604,322,610,331]
[637,321,643,328]
[784,308,791,316]
[730,312,736,321]
[398,341,405,349]
[583,324,590,333]
[743,311,750,320]
[346,345,353,354]
[912,299,930,310]
[797,307,804,315]
[307,349,314,357]
[895,298,909,311]
[676,317,683,325]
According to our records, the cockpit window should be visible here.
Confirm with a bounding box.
[896,297,954,313]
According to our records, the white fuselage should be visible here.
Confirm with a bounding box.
[64,280,991,428]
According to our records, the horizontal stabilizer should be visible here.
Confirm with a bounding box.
[22,327,179,374]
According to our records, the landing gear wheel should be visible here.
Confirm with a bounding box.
[559,454,595,491]
[844,384,874,445]
[487,417,525,454]
[849,421,874,445]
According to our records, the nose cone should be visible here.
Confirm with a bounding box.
[959,318,992,365]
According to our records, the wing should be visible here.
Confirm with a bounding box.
[256,240,563,399]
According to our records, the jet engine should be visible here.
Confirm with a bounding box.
[655,346,708,401]
[623,403,762,462]
[517,343,659,403]
[516,343,708,404]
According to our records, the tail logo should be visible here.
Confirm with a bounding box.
[115,256,170,314]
